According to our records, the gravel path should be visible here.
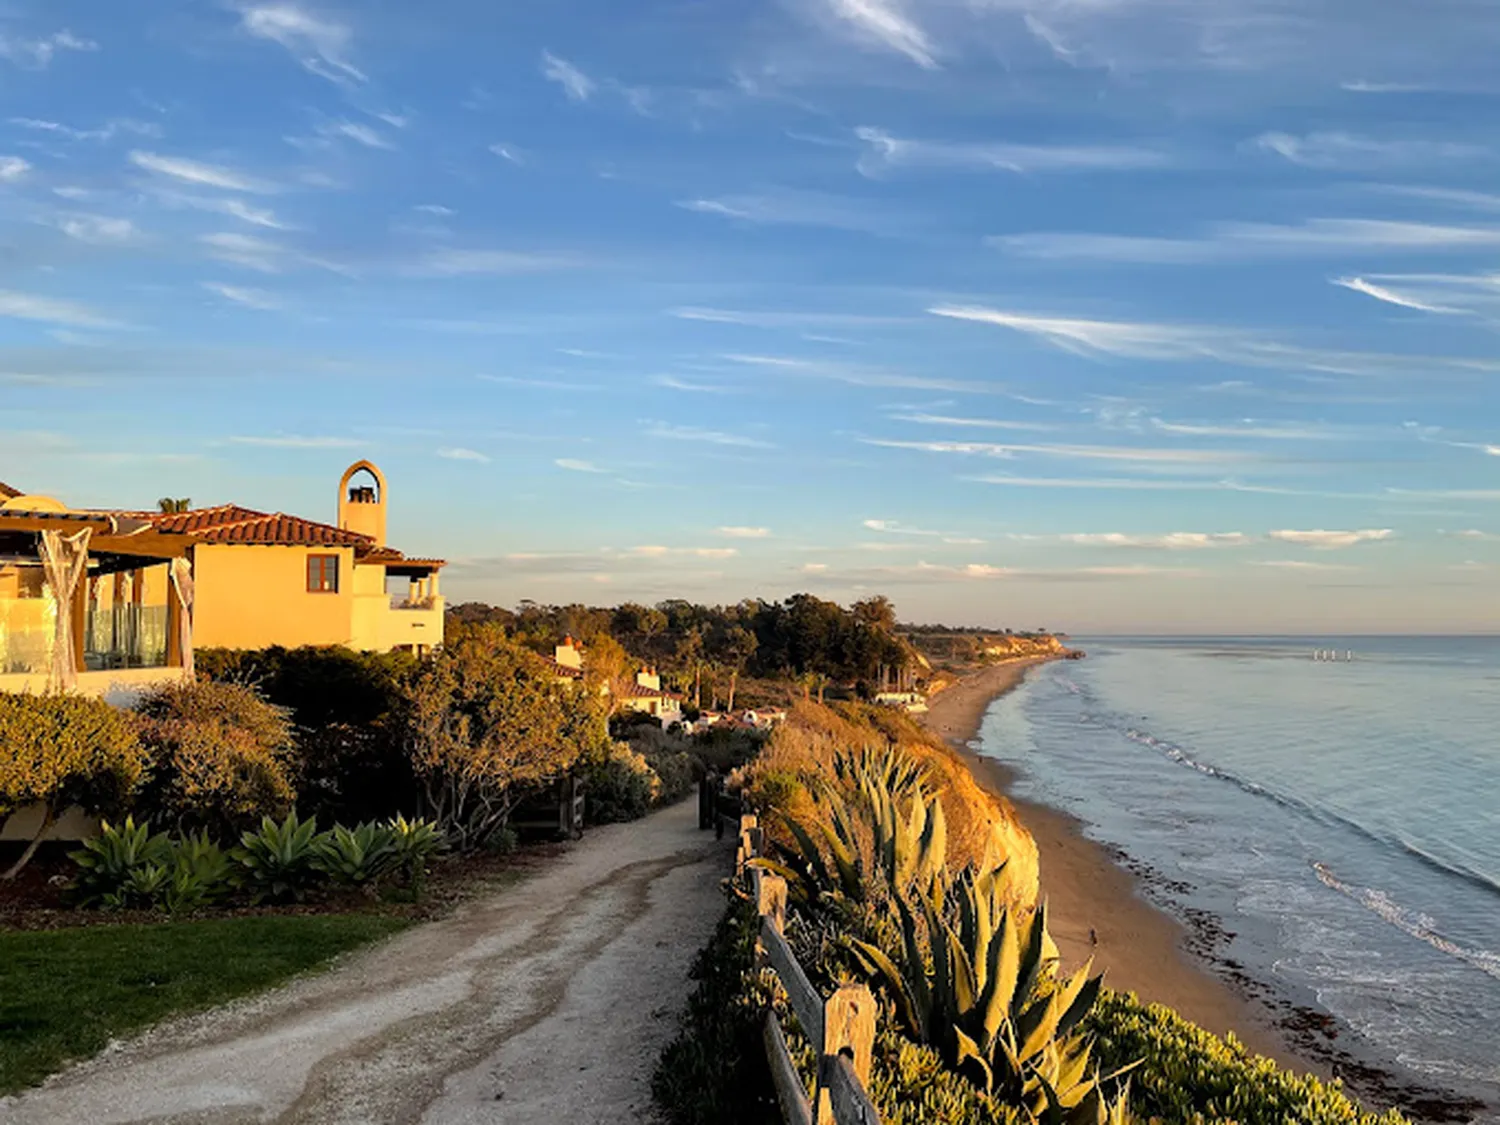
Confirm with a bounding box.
[0,798,729,1125]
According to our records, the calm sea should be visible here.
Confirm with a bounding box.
[976,636,1500,1118]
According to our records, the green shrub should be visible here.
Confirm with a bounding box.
[312,822,398,889]
[1086,991,1408,1125]
[133,681,295,837]
[232,811,324,903]
[0,693,146,878]
[584,742,661,824]
[161,833,234,913]
[70,817,172,906]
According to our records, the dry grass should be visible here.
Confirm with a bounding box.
[737,700,1039,909]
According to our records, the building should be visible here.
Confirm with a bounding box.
[874,690,928,715]
[545,636,587,686]
[616,667,684,725]
[125,461,445,655]
[1,492,197,700]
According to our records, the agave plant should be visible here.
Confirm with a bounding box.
[312,822,399,889]
[232,811,324,903]
[163,833,234,912]
[849,868,1130,1124]
[387,814,445,893]
[760,747,947,911]
[70,817,173,907]
[99,861,174,910]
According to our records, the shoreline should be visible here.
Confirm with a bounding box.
[919,656,1313,1071]
[921,657,1487,1123]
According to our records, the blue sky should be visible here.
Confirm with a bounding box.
[2,0,1498,632]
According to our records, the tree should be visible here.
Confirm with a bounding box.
[157,497,191,513]
[402,625,608,850]
[722,626,757,712]
[0,694,146,879]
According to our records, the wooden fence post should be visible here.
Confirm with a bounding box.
[755,872,788,970]
[814,984,877,1125]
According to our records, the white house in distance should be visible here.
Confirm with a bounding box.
[617,666,683,726]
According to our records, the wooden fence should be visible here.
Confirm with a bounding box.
[727,805,883,1125]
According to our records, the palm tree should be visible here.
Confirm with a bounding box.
[157,498,191,514]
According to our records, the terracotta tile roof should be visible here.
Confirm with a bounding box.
[542,656,585,679]
[621,681,683,701]
[0,480,20,499]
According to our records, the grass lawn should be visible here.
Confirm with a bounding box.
[0,913,408,1096]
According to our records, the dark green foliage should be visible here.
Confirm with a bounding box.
[386,814,445,896]
[652,899,781,1125]
[1086,991,1408,1125]
[194,646,418,825]
[231,811,322,903]
[311,822,398,889]
[0,914,407,1095]
[69,817,172,907]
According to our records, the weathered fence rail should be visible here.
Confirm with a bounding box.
[719,803,883,1125]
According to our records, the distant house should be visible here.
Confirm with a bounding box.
[874,690,928,715]
[544,635,589,687]
[740,708,788,730]
[617,667,684,725]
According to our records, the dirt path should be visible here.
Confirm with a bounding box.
[0,799,729,1125]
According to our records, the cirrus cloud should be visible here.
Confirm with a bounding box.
[1268,528,1393,549]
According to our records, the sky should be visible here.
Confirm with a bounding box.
[1,0,1498,634]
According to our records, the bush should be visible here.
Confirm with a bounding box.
[387,814,445,895]
[1086,991,1409,1125]
[0,693,147,878]
[133,681,295,837]
[232,811,324,904]
[584,743,660,824]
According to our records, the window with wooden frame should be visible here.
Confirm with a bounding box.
[307,553,340,593]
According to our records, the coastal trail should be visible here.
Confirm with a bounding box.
[0,798,728,1125]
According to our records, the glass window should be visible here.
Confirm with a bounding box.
[307,554,339,593]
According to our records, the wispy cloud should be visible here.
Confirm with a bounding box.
[489,143,524,164]
[855,127,1166,178]
[1252,560,1359,572]
[239,4,364,85]
[1149,418,1335,440]
[889,412,1054,432]
[652,374,737,394]
[56,214,138,244]
[0,29,97,68]
[677,189,915,236]
[200,232,297,273]
[541,51,594,101]
[718,526,771,539]
[866,437,1250,465]
[9,116,158,142]
[0,290,125,329]
[414,204,454,216]
[819,0,938,69]
[1333,276,1464,315]
[320,120,392,149]
[674,307,905,329]
[0,156,31,182]
[437,447,489,463]
[407,249,575,277]
[1267,528,1393,549]
[228,434,361,449]
[645,422,773,448]
[627,545,738,559]
[993,219,1500,263]
[130,151,272,193]
[1254,131,1484,169]
[203,282,281,310]
[929,304,1500,377]
[721,352,1000,394]
[556,458,607,473]
[1061,532,1251,549]
[864,518,943,537]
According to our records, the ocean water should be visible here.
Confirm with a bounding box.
[976,636,1500,1117]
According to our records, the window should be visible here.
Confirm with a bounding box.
[307,554,340,593]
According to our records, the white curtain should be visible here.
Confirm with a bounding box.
[169,556,195,679]
[37,529,91,691]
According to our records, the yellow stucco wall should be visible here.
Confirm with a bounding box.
[191,544,358,649]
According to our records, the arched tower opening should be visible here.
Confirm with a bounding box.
[337,460,387,546]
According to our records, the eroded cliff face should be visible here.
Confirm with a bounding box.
[978,634,1068,659]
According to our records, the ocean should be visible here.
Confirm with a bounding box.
[976,636,1500,1119]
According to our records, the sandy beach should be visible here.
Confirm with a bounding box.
[921,657,1318,1073]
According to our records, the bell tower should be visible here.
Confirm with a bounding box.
[337,460,387,546]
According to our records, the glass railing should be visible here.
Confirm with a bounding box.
[0,603,54,675]
[84,604,169,670]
